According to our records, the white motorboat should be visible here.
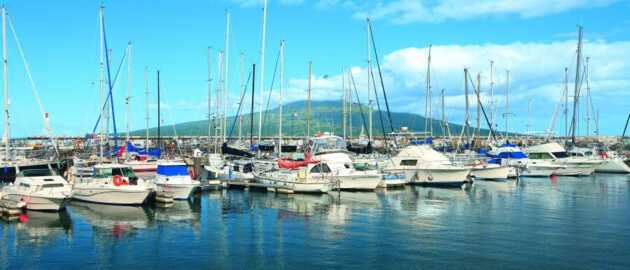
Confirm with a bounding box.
[1,166,72,211]
[526,143,602,176]
[154,161,200,200]
[311,135,382,190]
[71,164,152,205]
[568,148,630,174]
[486,143,529,177]
[383,144,471,187]
[254,163,335,194]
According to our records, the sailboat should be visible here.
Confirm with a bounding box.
[70,6,153,206]
[0,6,73,211]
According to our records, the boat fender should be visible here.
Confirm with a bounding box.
[113,175,124,186]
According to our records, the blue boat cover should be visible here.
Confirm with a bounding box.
[157,164,188,176]
[126,141,161,158]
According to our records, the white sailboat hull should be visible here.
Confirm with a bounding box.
[256,175,332,193]
[336,174,381,190]
[408,167,471,187]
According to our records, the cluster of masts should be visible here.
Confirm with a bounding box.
[0,2,609,164]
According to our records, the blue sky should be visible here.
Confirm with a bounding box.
[3,0,630,137]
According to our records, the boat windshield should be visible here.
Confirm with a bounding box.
[552,152,569,158]
[528,152,554,160]
[311,137,346,153]
[18,168,53,177]
[353,162,376,171]
[95,167,137,178]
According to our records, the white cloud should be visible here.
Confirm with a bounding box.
[278,39,630,134]
[324,0,618,24]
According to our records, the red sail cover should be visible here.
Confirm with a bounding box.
[277,153,319,169]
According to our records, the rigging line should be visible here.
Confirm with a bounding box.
[367,19,395,134]
[369,62,390,150]
[262,47,281,128]
[102,14,119,148]
[6,15,59,156]
[348,71,370,142]
[466,73,497,143]
[91,49,127,134]
[227,71,253,141]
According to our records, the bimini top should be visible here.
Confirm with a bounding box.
[488,145,528,159]
[157,162,188,176]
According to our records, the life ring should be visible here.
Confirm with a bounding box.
[113,175,124,186]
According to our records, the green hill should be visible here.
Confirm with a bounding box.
[131,100,494,137]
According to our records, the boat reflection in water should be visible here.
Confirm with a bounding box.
[69,201,153,239]
[4,211,72,245]
[150,195,202,231]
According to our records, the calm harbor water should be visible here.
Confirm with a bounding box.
[2,175,629,269]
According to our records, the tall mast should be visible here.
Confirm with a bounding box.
[278,40,285,156]
[250,64,255,145]
[476,73,481,139]
[144,66,149,153]
[505,70,510,140]
[564,67,569,137]
[307,61,312,138]
[425,45,432,135]
[157,70,161,153]
[366,18,372,139]
[126,41,132,143]
[216,51,224,147]
[585,56,590,137]
[571,25,583,145]
[207,47,214,153]
[223,11,230,143]
[98,5,105,159]
[440,88,445,136]
[489,60,494,135]
[257,0,268,141]
[238,52,244,141]
[348,70,353,139]
[527,98,532,142]
[2,6,8,160]
[464,68,470,145]
[342,68,346,139]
